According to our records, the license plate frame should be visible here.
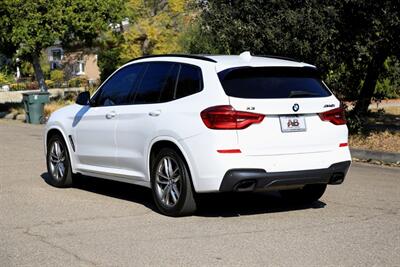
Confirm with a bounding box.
[279,115,307,132]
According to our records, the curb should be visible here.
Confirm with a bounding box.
[351,148,400,164]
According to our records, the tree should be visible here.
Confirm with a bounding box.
[119,0,195,61]
[0,0,124,91]
[0,2,18,75]
[97,30,124,82]
[187,0,400,115]
[96,0,196,82]
[187,0,345,96]
[334,0,400,115]
[187,1,340,70]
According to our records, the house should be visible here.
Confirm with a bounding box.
[44,19,132,84]
[46,46,100,83]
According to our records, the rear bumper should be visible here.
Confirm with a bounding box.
[219,161,351,192]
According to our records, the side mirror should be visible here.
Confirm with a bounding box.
[76,91,90,106]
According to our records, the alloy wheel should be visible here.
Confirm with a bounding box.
[155,156,182,207]
[49,141,66,180]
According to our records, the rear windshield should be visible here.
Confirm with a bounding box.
[218,67,331,99]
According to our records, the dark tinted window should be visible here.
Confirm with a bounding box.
[175,64,203,99]
[218,67,331,99]
[96,64,144,106]
[160,64,179,102]
[134,62,175,104]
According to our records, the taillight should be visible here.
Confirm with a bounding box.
[200,105,265,129]
[318,107,347,125]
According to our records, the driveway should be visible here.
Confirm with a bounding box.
[1,120,399,266]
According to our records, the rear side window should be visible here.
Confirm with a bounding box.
[175,64,203,99]
[134,62,175,104]
[130,62,203,104]
[159,64,180,102]
[218,67,331,99]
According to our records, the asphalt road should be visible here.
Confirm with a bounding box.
[1,120,399,266]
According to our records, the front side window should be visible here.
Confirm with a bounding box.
[95,63,144,106]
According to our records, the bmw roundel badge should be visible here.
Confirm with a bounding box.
[292,103,299,112]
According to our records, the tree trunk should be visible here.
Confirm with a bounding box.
[141,36,151,55]
[32,52,48,92]
[353,51,387,115]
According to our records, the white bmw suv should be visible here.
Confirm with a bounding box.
[44,52,351,216]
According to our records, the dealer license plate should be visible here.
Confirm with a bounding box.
[279,115,306,132]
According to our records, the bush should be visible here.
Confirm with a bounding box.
[45,80,55,88]
[68,76,88,88]
[346,111,365,135]
[25,82,39,90]
[10,83,27,91]
[50,70,64,86]
[0,72,10,85]
[375,78,399,99]
[44,100,71,118]
[9,82,39,91]
[63,91,80,102]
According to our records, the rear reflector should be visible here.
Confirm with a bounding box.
[318,107,347,125]
[339,143,348,147]
[201,105,265,129]
[217,149,242,153]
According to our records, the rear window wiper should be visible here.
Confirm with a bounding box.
[288,90,319,98]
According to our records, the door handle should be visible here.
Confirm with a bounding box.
[105,111,116,119]
[148,110,161,117]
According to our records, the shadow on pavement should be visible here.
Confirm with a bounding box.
[41,172,326,217]
[195,192,325,217]
[41,172,157,212]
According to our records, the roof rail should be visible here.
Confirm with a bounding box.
[259,55,301,62]
[127,54,217,64]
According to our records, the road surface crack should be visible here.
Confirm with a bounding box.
[125,210,399,242]
[22,227,99,266]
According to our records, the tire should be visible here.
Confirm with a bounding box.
[46,134,74,188]
[280,184,327,204]
[150,148,197,216]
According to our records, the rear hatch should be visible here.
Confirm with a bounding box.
[218,66,345,156]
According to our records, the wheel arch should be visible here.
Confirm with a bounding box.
[147,137,198,191]
[45,126,77,172]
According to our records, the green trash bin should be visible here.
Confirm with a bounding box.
[22,92,50,124]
